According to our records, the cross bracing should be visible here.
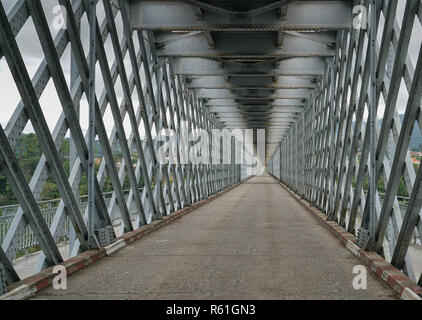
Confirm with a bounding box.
[0,0,254,287]
[0,0,422,292]
[268,0,422,284]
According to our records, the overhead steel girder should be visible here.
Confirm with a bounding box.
[186,76,316,89]
[203,99,306,107]
[227,124,291,129]
[223,119,297,124]
[267,128,293,132]
[195,88,311,99]
[210,98,297,106]
[221,120,295,125]
[221,117,294,121]
[225,129,290,133]
[229,125,289,128]
[173,57,326,76]
[283,31,337,47]
[209,107,304,113]
[156,32,335,58]
[129,1,352,31]
[267,143,286,146]
[155,30,202,45]
[218,118,297,124]
[181,0,288,18]
[215,113,298,118]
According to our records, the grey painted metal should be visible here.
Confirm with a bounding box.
[118,0,158,220]
[1,0,422,289]
[268,0,422,281]
[130,1,352,31]
[0,2,90,258]
[389,37,422,270]
[88,0,98,248]
[174,57,325,76]
[367,0,377,249]
[0,0,250,287]
[0,123,63,267]
[68,0,81,258]
[328,64,336,219]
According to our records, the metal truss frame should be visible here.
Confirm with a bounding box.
[268,0,422,283]
[2,0,422,290]
[0,0,251,287]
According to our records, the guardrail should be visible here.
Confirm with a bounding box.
[2,184,415,257]
[0,188,145,256]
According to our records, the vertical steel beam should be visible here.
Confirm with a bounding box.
[367,0,377,248]
[0,125,63,266]
[328,63,336,220]
[389,41,422,269]
[118,0,159,219]
[0,2,90,250]
[0,245,19,288]
[26,0,116,240]
[89,0,97,248]
[372,0,419,251]
[376,40,422,256]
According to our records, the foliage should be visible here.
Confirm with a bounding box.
[0,134,144,207]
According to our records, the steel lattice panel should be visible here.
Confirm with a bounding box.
[0,0,248,288]
[268,0,422,283]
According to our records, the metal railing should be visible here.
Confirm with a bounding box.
[0,188,141,256]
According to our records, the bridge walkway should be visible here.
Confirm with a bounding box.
[32,174,396,299]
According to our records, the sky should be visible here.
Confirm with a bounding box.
[0,0,421,137]
[0,0,131,136]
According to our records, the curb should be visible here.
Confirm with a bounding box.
[1,250,105,300]
[104,239,126,255]
[268,173,422,301]
[1,177,252,300]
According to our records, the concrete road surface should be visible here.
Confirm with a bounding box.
[32,174,397,300]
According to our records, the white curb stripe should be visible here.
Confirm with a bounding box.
[104,239,127,256]
[346,240,360,257]
[0,284,36,300]
[401,287,422,300]
[381,270,390,282]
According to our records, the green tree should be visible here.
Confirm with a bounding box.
[16,133,42,181]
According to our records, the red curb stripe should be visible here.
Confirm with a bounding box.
[4,177,252,299]
[5,249,106,297]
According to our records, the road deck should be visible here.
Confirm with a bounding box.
[33,174,396,299]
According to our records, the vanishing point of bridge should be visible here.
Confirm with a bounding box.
[0,0,422,300]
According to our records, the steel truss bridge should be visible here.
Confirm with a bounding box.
[0,0,422,299]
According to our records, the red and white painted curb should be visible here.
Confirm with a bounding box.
[270,174,422,300]
[0,178,251,300]
[0,250,105,300]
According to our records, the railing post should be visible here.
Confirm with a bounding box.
[328,63,336,220]
[279,141,282,183]
[87,0,98,249]
[295,120,298,192]
[301,111,305,197]
[69,7,80,255]
[368,0,377,250]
